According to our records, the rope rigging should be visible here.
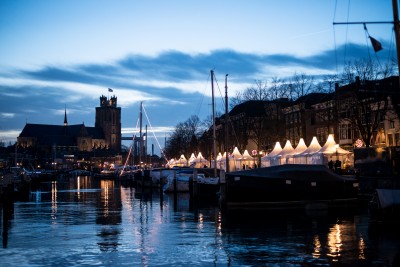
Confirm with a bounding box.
[121,103,169,175]
[332,0,394,77]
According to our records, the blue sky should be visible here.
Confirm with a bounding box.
[0,0,395,154]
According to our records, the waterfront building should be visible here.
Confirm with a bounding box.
[211,98,290,157]
[282,93,334,147]
[334,76,400,149]
[211,76,400,158]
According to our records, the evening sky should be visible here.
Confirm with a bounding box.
[0,0,395,154]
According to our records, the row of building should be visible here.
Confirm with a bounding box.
[209,76,400,157]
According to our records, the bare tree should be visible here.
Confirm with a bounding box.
[339,59,394,147]
[164,115,202,159]
[229,91,244,109]
[242,80,269,101]
[269,76,288,99]
[316,74,339,93]
[289,72,316,100]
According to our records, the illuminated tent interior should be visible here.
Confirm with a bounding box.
[261,142,282,167]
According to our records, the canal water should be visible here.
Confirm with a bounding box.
[1,176,400,266]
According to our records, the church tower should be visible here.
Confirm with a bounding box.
[95,94,121,152]
[64,105,68,126]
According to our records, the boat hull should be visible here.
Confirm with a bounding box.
[225,164,359,209]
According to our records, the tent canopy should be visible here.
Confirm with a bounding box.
[188,153,197,163]
[242,150,254,160]
[287,138,308,156]
[275,140,294,158]
[262,142,282,159]
[229,147,243,159]
[295,136,322,157]
[318,135,350,155]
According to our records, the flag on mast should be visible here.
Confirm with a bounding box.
[108,88,113,92]
[369,36,383,52]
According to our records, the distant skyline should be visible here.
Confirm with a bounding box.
[0,0,396,155]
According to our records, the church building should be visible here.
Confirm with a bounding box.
[17,94,121,155]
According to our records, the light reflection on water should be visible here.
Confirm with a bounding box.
[0,175,400,266]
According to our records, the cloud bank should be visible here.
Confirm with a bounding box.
[0,42,393,146]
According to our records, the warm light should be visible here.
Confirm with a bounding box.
[358,236,366,260]
[51,181,57,222]
[312,235,321,258]
[327,224,342,261]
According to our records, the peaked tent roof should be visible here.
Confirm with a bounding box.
[262,142,282,159]
[188,153,197,163]
[229,147,243,159]
[242,150,254,160]
[287,138,308,156]
[219,152,227,160]
[177,154,187,163]
[194,152,208,163]
[294,136,322,157]
[275,140,294,157]
[318,134,351,155]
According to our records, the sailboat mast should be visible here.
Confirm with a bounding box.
[139,102,143,165]
[333,0,400,88]
[211,70,217,177]
[225,74,229,172]
[392,0,400,85]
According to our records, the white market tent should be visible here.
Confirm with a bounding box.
[228,147,243,171]
[286,138,308,164]
[188,153,197,167]
[261,142,282,167]
[167,158,176,167]
[174,154,187,167]
[241,150,255,169]
[311,134,351,165]
[270,140,294,166]
[293,136,322,164]
[215,152,226,170]
[194,152,209,168]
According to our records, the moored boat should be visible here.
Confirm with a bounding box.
[368,188,400,224]
[93,168,117,179]
[224,164,359,209]
[163,169,206,192]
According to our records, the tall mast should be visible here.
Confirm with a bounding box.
[225,74,229,173]
[211,70,217,177]
[139,102,143,165]
[392,0,400,84]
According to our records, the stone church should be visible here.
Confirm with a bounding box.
[18,95,121,154]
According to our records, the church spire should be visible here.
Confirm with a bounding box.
[64,104,68,126]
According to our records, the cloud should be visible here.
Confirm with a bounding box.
[0,113,15,119]
[1,43,393,145]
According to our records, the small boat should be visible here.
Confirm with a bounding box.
[369,188,400,224]
[196,168,220,200]
[118,165,140,180]
[94,168,117,179]
[224,164,360,209]
[163,169,206,192]
[150,167,183,186]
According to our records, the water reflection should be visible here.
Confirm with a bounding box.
[51,181,57,222]
[220,208,393,266]
[97,179,121,252]
[312,234,322,258]
[1,176,400,266]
